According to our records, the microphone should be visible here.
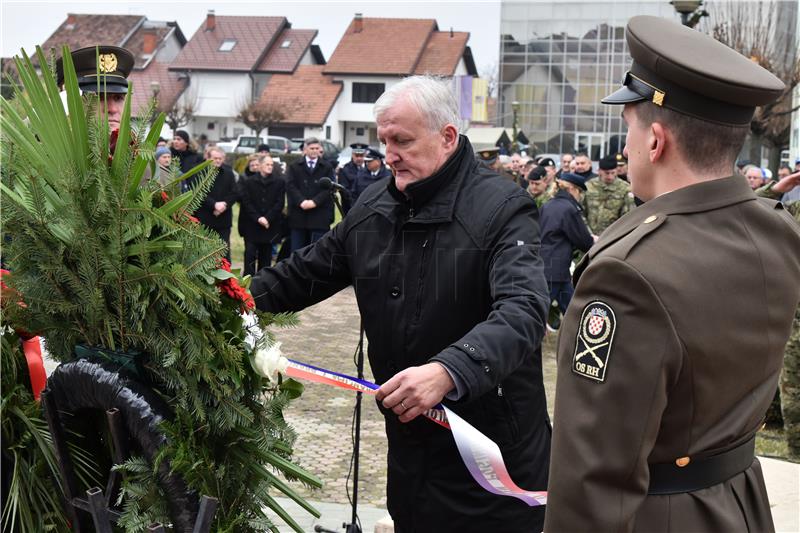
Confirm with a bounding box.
[319,177,346,191]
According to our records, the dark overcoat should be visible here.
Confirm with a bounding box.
[191,164,238,230]
[250,138,552,532]
[237,172,286,244]
[286,157,335,230]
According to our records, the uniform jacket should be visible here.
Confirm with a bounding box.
[190,164,238,230]
[584,177,635,235]
[545,175,800,532]
[353,165,392,199]
[237,172,286,244]
[250,137,551,532]
[539,189,594,283]
[337,160,366,196]
[286,157,334,230]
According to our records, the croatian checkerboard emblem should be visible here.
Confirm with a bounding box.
[573,301,616,382]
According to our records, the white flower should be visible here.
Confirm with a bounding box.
[251,341,289,383]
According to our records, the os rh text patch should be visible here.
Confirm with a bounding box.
[572,301,616,383]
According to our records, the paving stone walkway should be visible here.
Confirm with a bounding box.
[271,286,559,511]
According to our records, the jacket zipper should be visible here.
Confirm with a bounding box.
[413,236,430,323]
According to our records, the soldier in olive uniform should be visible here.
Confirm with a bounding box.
[545,16,800,532]
[583,155,635,235]
[526,165,548,209]
[758,170,800,459]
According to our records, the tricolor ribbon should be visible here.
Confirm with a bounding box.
[284,359,547,506]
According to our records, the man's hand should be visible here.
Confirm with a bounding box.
[213,201,227,216]
[300,199,318,210]
[376,363,455,423]
[258,216,269,228]
[772,170,800,194]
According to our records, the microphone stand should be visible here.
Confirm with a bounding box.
[318,179,363,533]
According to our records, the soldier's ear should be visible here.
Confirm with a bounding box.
[649,122,666,164]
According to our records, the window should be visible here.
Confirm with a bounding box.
[325,125,331,140]
[281,40,291,48]
[352,82,385,104]
[219,39,237,52]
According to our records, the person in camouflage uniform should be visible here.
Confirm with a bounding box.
[758,170,800,458]
[583,155,635,235]
[526,165,549,209]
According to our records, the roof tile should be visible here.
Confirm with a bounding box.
[324,18,437,75]
[256,28,317,72]
[128,61,188,117]
[413,31,469,76]
[258,65,342,125]
[170,16,286,71]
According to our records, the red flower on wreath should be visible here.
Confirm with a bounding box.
[216,258,255,312]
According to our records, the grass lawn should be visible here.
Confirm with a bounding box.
[232,199,797,463]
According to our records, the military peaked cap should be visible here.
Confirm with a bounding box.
[477,147,499,164]
[364,148,384,161]
[602,16,784,126]
[350,143,369,155]
[56,45,133,94]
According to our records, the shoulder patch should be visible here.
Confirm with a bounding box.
[572,301,616,382]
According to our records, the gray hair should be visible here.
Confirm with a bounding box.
[304,137,321,146]
[373,75,460,132]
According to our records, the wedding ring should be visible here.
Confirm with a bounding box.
[400,400,408,410]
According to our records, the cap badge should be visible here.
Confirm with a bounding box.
[98,53,118,73]
[572,301,616,383]
[652,90,665,106]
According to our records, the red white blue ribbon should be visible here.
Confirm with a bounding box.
[284,359,547,506]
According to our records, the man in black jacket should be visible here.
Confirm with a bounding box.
[170,130,204,174]
[189,147,238,261]
[250,76,551,532]
[286,137,334,252]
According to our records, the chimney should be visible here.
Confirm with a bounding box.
[354,13,363,33]
[65,13,77,29]
[143,29,158,55]
[450,27,454,38]
[206,10,216,32]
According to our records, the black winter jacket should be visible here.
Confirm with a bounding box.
[237,172,286,244]
[170,147,204,174]
[539,189,594,282]
[250,137,551,532]
[286,157,335,230]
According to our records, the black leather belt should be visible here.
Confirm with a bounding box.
[648,436,756,495]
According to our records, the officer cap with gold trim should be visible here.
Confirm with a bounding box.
[56,45,134,94]
[602,16,784,126]
[477,147,500,164]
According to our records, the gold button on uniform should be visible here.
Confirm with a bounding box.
[644,215,658,224]
[675,457,691,467]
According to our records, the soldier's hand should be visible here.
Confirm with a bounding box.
[772,171,800,194]
[376,363,455,423]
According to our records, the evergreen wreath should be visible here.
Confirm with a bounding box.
[0,46,321,532]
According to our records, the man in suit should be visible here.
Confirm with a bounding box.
[286,137,334,252]
[545,15,800,532]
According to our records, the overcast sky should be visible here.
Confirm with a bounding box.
[1,0,501,73]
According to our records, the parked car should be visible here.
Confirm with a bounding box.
[266,135,293,155]
[291,138,341,167]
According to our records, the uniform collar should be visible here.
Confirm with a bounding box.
[589,175,755,260]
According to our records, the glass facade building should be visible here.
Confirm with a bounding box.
[497,0,680,160]
[499,0,680,159]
